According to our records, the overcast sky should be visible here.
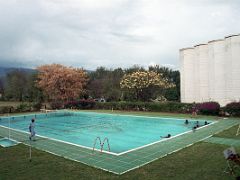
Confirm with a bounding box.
[0,0,239,70]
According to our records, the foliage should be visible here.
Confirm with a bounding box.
[0,106,13,114]
[64,99,96,109]
[37,64,88,102]
[0,102,41,114]
[1,70,44,102]
[196,102,220,115]
[149,65,180,101]
[93,101,193,113]
[4,70,28,101]
[124,65,145,74]
[26,73,44,102]
[49,101,63,109]
[0,78,3,94]
[87,65,180,102]
[31,101,42,111]
[120,71,175,101]
[1,64,180,105]
[87,67,124,101]
[224,102,240,117]
[16,103,32,112]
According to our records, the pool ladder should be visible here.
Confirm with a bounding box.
[92,137,111,153]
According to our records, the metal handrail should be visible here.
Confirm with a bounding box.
[92,137,111,153]
[92,136,102,152]
[101,137,110,152]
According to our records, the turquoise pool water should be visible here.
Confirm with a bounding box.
[0,138,19,147]
[0,111,209,154]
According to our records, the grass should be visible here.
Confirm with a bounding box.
[0,140,237,180]
[214,125,240,140]
[1,111,240,179]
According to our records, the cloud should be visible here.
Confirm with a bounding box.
[0,0,239,70]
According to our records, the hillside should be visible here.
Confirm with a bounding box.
[0,67,35,77]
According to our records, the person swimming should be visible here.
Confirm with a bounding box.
[185,119,189,124]
[161,134,171,138]
[195,121,200,127]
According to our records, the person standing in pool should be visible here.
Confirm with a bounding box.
[29,118,36,141]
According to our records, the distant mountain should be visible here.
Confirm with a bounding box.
[0,67,35,77]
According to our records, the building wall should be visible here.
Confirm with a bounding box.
[180,34,240,106]
[196,44,209,102]
[180,48,195,103]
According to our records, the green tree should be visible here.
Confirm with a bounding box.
[120,71,175,101]
[87,67,124,101]
[27,73,44,102]
[0,78,3,93]
[4,70,28,101]
[149,65,180,101]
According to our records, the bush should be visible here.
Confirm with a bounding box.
[93,101,193,113]
[32,101,42,111]
[78,99,96,109]
[50,101,63,109]
[64,99,96,109]
[0,102,43,114]
[224,102,240,117]
[16,103,31,112]
[196,102,220,116]
[0,106,13,114]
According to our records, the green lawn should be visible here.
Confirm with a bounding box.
[0,111,239,179]
[0,140,237,180]
[214,124,240,140]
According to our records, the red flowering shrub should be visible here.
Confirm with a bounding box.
[197,102,220,115]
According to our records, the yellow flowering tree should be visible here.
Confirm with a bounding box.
[120,71,175,100]
[37,64,88,102]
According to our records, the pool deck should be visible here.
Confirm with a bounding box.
[0,118,239,174]
[203,137,240,147]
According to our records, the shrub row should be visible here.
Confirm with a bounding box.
[64,101,193,114]
[2,100,239,117]
[64,99,96,109]
[94,101,193,113]
[64,100,240,117]
[0,102,42,114]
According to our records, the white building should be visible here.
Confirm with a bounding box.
[180,34,240,106]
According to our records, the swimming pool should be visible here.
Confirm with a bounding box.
[0,111,210,155]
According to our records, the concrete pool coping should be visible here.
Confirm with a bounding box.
[0,113,239,174]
